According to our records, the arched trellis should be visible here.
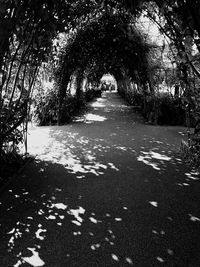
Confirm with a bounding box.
[1,0,200,160]
[56,11,151,123]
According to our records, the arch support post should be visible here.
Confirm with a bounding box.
[58,71,70,125]
[76,69,85,106]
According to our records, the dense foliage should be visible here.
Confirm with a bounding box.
[0,0,71,164]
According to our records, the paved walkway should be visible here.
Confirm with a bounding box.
[0,92,200,266]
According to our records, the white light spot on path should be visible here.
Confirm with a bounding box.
[137,151,171,171]
[73,231,81,236]
[46,215,56,220]
[185,171,200,180]
[35,229,47,241]
[112,254,119,261]
[149,201,158,207]
[38,210,45,215]
[157,257,165,263]
[137,155,160,170]
[167,249,174,256]
[189,214,200,222]
[115,218,122,221]
[14,260,23,267]
[68,207,85,225]
[126,257,133,265]
[7,226,22,251]
[89,217,100,224]
[85,113,107,122]
[22,248,45,266]
[91,244,101,250]
[72,220,82,226]
[150,152,171,161]
[7,228,15,234]
[51,203,67,210]
[108,162,119,171]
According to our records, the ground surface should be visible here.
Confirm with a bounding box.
[0,92,200,267]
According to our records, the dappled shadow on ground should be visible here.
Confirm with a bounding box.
[0,92,200,266]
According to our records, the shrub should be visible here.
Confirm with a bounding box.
[34,91,87,126]
[0,101,27,158]
[148,94,185,126]
[33,85,101,125]
[34,89,59,126]
[121,90,187,126]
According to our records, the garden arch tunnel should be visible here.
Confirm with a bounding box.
[1,0,200,157]
[56,11,152,123]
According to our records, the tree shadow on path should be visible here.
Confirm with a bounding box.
[0,93,200,266]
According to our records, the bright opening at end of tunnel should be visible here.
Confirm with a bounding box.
[100,74,117,91]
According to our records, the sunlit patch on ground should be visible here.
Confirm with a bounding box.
[35,227,47,241]
[85,113,107,122]
[112,253,119,261]
[189,214,200,222]
[185,170,200,181]
[176,182,190,187]
[90,98,106,108]
[68,206,85,226]
[157,256,165,263]
[126,257,133,265]
[14,248,45,267]
[27,122,121,179]
[149,201,158,208]
[137,150,172,171]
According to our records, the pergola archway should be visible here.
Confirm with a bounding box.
[1,0,200,157]
[56,10,152,123]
